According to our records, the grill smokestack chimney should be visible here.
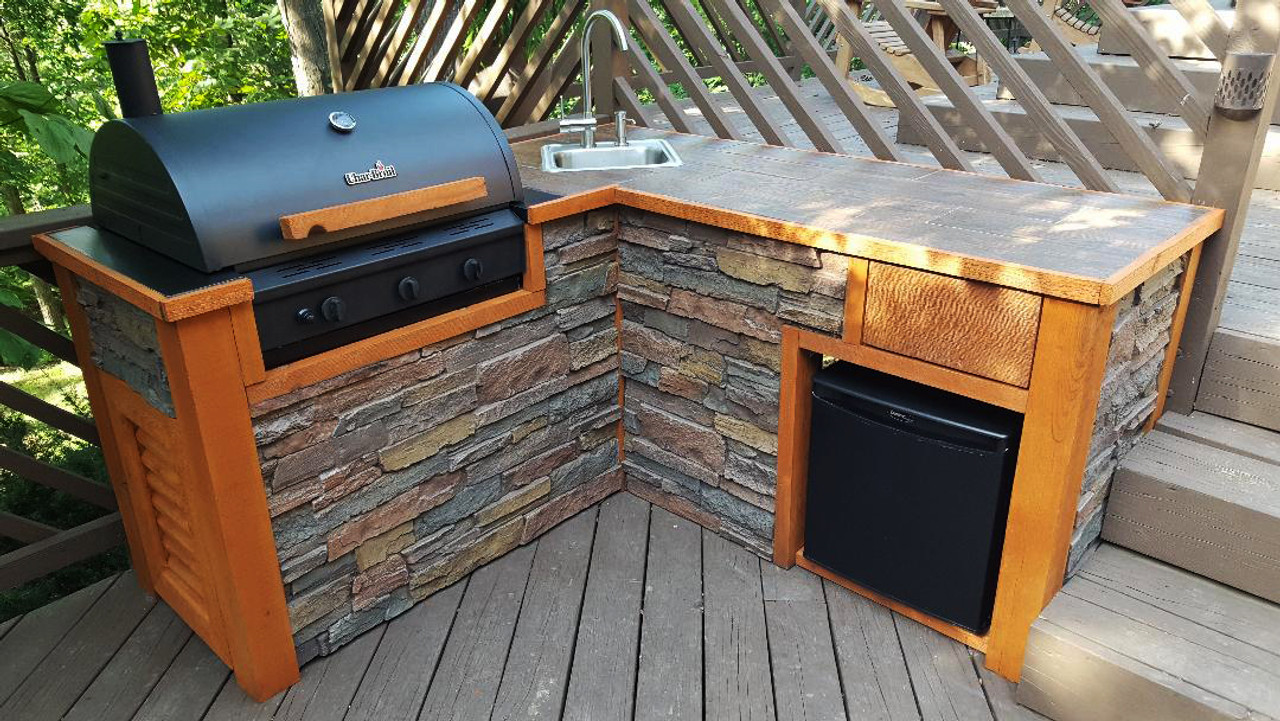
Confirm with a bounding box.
[104,33,162,119]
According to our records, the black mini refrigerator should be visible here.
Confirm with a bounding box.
[804,362,1022,633]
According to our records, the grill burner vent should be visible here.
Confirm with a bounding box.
[273,256,344,279]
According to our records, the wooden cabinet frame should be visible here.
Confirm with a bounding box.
[774,258,1128,681]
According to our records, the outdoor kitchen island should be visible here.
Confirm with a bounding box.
[34,126,1222,702]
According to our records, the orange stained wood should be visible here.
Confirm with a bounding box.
[841,258,870,345]
[793,325,1029,412]
[772,326,819,568]
[1147,247,1203,430]
[52,267,159,594]
[229,303,267,386]
[34,233,254,322]
[155,308,299,700]
[615,295,626,464]
[245,223,548,403]
[96,371,233,665]
[983,297,1117,682]
[279,176,487,240]
[862,262,1042,387]
[796,547,989,652]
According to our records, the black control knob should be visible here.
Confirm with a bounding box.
[320,296,347,323]
[398,276,421,301]
[463,258,485,282]
[296,308,317,324]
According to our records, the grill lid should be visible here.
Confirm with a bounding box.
[89,82,523,273]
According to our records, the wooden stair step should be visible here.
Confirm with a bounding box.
[895,92,1280,192]
[1097,4,1234,61]
[999,47,1276,122]
[1157,411,1280,467]
[1019,543,1280,721]
[1195,329,1280,433]
[1101,430,1280,604]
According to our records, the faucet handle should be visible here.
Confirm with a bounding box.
[559,114,597,134]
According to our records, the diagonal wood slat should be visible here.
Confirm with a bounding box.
[497,0,587,123]
[0,513,125,592]
[344,0,399,89]
[388,0,453,87]
[1169,0,1230,60]
[512,32,589,125]
[759,0,903,160]
[614,76,657,127]
[934,0,1118,193]
[629,0,743,139]
[661,0,794,146]
[1004,0,1193,201]
[655,0,708,66]
[0,511,58,544]
[0,306,76,365]
[623,43,698,133]
[475,0,555,103]
[812,0,972,170]
[415,0,489,84]
[697,0,748,63]
[875,0,1042,181]
[702,0,844,152]
[1090,0,1212,139]
[453,0,518,89]
[0,381,97,444]
[366,0,433,87]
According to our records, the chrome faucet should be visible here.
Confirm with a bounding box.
[560,9,629,149]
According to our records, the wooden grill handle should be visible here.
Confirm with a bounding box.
[279,176,488,240]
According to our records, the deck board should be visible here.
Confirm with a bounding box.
[0,573,113,705]
[1,571,155,721]
[562,492,651,721]
[636,507,703,721]
[64,602,193,721]
[491,509,596,721]
[418,543,537,721]
[345,580,464,721]
[762,563,848,721]
[0,494,1044,721]
[703,530,776,721]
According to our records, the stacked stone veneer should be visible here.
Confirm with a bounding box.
[68,204,1187,662]
[75,280,174,416]
[1066,254,1187,575]
[251,211,624,663]
[615,209,850,556]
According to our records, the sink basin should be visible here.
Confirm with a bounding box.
[540,138,682,173]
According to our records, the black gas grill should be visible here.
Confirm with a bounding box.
[87,41,528,367]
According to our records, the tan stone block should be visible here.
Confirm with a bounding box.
[355,521,414,570]
[676,348,724,384]
[511,416,548,444]
[657,367,708,401]
[289,577,349,633]
[476,478,552,526]
[714,414,778,455]
[715,248,815,293]
[410,517,525,600]
[380,413,478,471]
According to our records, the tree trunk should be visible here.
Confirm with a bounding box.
[1,184,66,332]
[278,0,334,95]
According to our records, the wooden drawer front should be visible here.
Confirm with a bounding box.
[862,263,1041,387]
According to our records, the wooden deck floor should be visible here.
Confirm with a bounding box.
[0,493,1043,721]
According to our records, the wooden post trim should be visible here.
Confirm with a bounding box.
[1147,245,1203,430]
[984,297,1117,681]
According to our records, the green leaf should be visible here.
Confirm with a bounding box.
[18,110,84,165]
[0,82,55,113]
[0,288,25,308]
[0,330,46,369]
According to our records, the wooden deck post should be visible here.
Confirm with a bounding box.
[591,0,628,117]
[1166,0,1280,416]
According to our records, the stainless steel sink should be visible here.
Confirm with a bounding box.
[540,138,682,173]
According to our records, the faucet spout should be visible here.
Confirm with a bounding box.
[579,9,629,149]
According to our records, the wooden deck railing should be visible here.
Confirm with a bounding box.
[323,0,1280,424]
[0,206,125,592]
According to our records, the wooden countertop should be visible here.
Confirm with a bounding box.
[515,128,1223,305]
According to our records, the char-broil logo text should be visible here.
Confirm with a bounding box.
[344,160,397,186]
